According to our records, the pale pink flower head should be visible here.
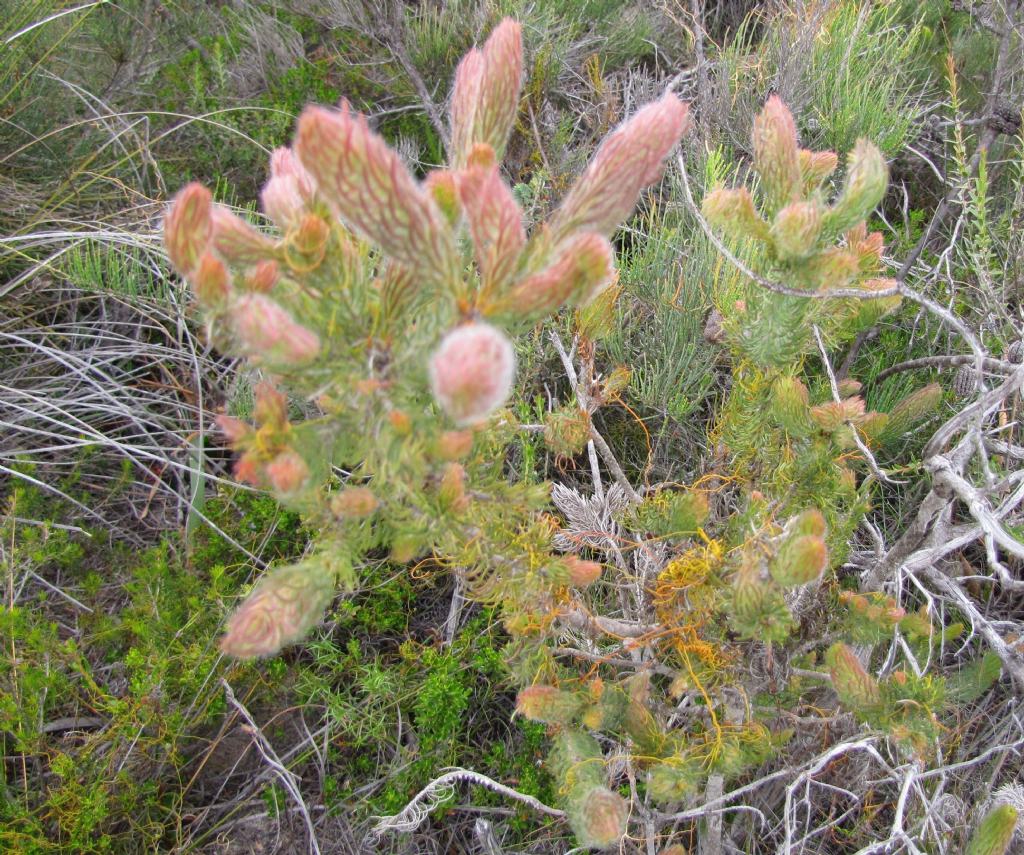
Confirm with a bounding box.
[429,322,515,425]
[220,561,335,658]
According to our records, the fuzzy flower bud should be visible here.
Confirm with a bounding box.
[769,534,827,587]
[564,556,603,587]
[436,430,474,461]
[770,200,823,261]
[253,381,288,428]
[438,462,469,513]
[291,214,330,260]
[504,231,614,317]
[825,139,888,235]
[261,147,316,230]
[826,642,881,708]
[211,205,277,264]
[294,103,456,286]
[550,92,691,241]
[450,18,524,166]
[193,252,231,308]
[164,183,212,276]
[701,186,770,242]
[770,375,812,436]
[790,508,827,538]
[215,414,252,444]
[429,322,515,425]
[232,294,320,365]
[330,486,379,519]
[265,450,310,494]
[799,148,839,191]
[966,805,1019,855]
[457,144,526,294]
[220,559,336,658]
[883,383,942,440]
[572,788,628,850]
[752,95,801,213]
[387,409,412,435]
[246,259,280,293]
[515,685,584,724]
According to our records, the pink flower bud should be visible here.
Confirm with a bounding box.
[429,322,515,425]
[164,183,212,275]
[330,486,379,519]
[449,18,524,167]
[752,95,801,213]
[799,148,839,190]
[233,453,263,487]
[232,293,320,365]
[192,252,231,308]
[246,259,280,293]
[770,201,823,261]
[270,147,316,198]
[294,103,457,286]
[265,450,310,494]
[253,381,288,427]
[844,222,885,273]
[504,232,614,316]
[457,144,526,294]
[565,556,602,587]
[292,214,330,258]
[436,430,474,461]
[220,560,336,658]
[438,462,470,513]
[549,92,691,241]
[450,48,485,168]
[261,175,307,230]
[211,205,277,264]
[261,148,317,230]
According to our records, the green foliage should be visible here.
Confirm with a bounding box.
[966,805,1020,855]
[0,484,269,854]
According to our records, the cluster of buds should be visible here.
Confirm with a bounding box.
[216,382,314,497]
[700,97,900,368]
